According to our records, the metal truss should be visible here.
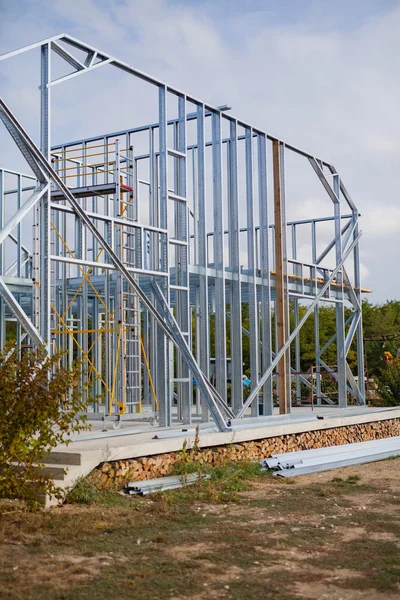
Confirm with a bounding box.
[0,35,366,432]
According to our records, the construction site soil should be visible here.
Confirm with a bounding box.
[1,458,399,600]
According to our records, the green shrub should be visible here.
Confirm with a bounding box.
[66,477,130,507]
[0,345,88,506]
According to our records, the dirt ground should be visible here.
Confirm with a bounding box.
[0,459,399,600]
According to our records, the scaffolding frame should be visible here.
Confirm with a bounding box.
[0,34,366,432]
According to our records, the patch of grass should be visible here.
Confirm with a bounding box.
[331,474,361,485]
[340,509,400,535]
[65,477,131,507]
[226,577,308,600]
[313,537,400,592]
[312,476,370,499]
[163,461,269,505]
[44,559,203,600]
[172,459,201,476]
[250,474,374,518]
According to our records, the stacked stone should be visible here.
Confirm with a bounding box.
[90,418,400,489]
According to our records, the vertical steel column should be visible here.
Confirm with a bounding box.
[272,140,290,413]
[39,42,51,349]
[334,174,347,407]
[292,224,301,405]
[89,141,100,406]
[228,120,243,413]
[80,143,89,405]
[61,148,68,369]
[74,197,85,402]
[104,279,111,414]
[192,148,199,267]
[197,103,210,422]
[192,148,202,415]
[177,94,191,424]
[353,212,365,402]
[311,220,321,405]
[142,309,150,405]
[115,139,126,414]
[245,127,259,416]
[16,175,21,353]
[281,145,291,409]
[173,121,182,421]
[149,127,158,416]
[104,137,112,414]
[212,110,227,402]
[272,224,278,403]
[194,285,201,415]
[92,297,100,409]
[258,134,273,415]
[156,85,171,426]
[16,175,21,278]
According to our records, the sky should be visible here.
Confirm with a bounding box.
[0,0,399,302]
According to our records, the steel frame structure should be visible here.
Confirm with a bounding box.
[0,34,366,432]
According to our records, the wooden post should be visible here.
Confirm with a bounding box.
[272,140,288,414]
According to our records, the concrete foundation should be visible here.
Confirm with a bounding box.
[43,406,400,504]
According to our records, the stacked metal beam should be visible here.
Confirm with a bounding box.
[264,437,400,477]
[124,473,211,495]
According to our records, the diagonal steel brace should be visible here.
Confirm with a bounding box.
[0,277,44,347]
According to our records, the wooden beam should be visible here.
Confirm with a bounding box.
[272,140,288,414]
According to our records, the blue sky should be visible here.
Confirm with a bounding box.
[176,0,398,30]
[1,0,398,49]
[0,0,399,302]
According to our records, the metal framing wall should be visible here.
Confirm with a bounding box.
[0,35,366,433]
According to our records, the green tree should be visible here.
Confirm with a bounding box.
[377,361,400,406]
[362,299,400,378]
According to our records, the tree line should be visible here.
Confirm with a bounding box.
[208,299,400,405]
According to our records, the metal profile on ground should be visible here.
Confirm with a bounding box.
[124,473,211,495]
[263,437,400,477]
[265,435,400,466]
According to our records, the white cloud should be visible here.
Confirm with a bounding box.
[362,205,400,238]
[0,0,399,301]
[360,262,371,283]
